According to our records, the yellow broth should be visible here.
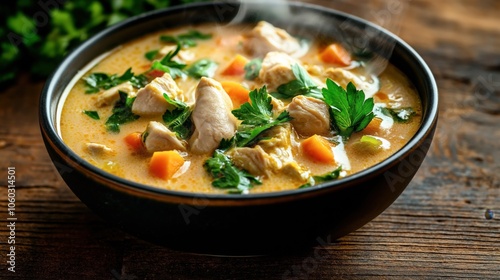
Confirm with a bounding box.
[60,23,422,194]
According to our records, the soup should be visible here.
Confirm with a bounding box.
[60,21,422,194]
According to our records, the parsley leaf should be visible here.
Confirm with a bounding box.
[272,64,323,100]
[105,91,140,133]
[230,86,292,147]
[160,30,212,48]
[204,150,261,194]
[150,43,187,79]
[162,93,193,139]
[232,87,273,125]
[83,110,100,120]
[322,79,375,138]
[83,67,146,94]
[244,59,262,80]
[145,49,159,61]
[299,166,342,188]
[186,59,218,79]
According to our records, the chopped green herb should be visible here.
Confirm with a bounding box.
[186,59,218,79]
[380,107,416,123]
[151,61,186,79]
[272,63,323,100]
[150,43,187,79]
[83,110,100,120]
[322,79,375,138]
[233,111,291,148]
[162,93,193,139]
[232,86,274,125]
[299,166,342,188]
[145,49,159,61]
[230,86,292,147]
[160,30,212,48]
[244,59,262,80]
[83,67,146,94]
[204,150,261,194]
[105,91,140,133]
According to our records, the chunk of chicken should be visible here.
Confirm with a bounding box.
[94,82,134,107]
[228,125,309,181]
[189,77,237,154]
[85,143,114,157]
[131,73,182,116]
[229,146,273,177]
[259,52,297,91]
[243,21,302,57]
[288,95,331,137]
[142,121,186,153]
[325,68,380,98]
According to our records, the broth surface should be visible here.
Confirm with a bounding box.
[61,23,421,194]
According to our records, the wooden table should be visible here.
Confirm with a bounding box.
[1,0,499,279]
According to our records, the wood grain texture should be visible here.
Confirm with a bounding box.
[0,0,499,279]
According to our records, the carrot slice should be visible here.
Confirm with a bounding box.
[221,54,249,76]
[220,81,250,108]
[124,132,144,152]
[363,117,383,134]
[149,151,185,180]
[319,43,352,66]
[301,135,335,164]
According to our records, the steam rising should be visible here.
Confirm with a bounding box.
[215,0,410,76]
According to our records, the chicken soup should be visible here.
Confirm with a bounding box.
[60,21,422,194]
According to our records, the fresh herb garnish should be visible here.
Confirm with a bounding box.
[244,59,262,80]
[186,59,218,79]
[150,43,187,79]
[162,93,193,139]
[272,63,323,100]
[83,67,147,94]
[380,107,416,123]
[322,79,375,138]
[83,110,100,120]
[230,86,292,148]
[145,49,159,61]
[299,166,342,188]
[160,30,212,48]
[105,91,139,133]
[204,150,261,194]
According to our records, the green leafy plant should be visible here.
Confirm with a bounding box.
[0,0,206,88]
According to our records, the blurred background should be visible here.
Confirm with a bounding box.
[1,0,412,90]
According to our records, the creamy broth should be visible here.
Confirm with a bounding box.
[61,22,421,194]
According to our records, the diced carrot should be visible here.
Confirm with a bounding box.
[301,135,335,164]
[319,43,352,66]
[148,69,165,78]
[220,81,250,108]
[363,117,383,134]
[149,151,185,180]
[124,132,144,152]
[374,92,389,103]
[221,54,249,76]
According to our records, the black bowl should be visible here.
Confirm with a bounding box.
[40,1,438,255]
